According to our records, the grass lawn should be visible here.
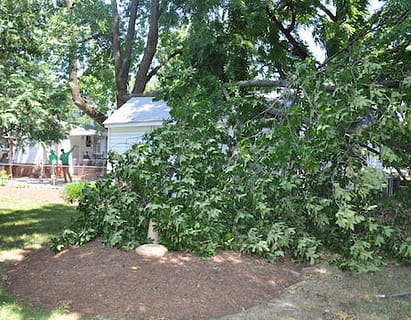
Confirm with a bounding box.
[0,197,96,320]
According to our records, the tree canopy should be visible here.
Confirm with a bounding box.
[0,0,70,146]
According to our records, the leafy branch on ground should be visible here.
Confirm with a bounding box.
[52,1,410,272]
[52,62,410,272]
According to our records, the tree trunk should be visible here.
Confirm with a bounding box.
[67,0,166,121]
[112,0,141,108]
[8,136,13,178]
[132,0,160,94]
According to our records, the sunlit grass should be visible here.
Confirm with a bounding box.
[0,300,83,320]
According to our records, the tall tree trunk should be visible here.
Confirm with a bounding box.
[112,0,141,107]
[8,136,13,178]
[68,0,165,120]
[132,0,160,94]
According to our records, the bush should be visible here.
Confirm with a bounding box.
[0,170,9,186]
[61,181,93,203]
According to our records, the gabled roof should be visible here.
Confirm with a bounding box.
[103,97,171,127]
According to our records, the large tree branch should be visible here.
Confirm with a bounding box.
[121,0,140,84]
[111,0,129,107]
[265,6,309,60]
[316,1,337,22]
[146,49,182,82]
[132,0,160,94]
[111,0,121,73]
[65,0,106,125]
[275,62,287,80]
[225,80,290,88]
[285,1,297,32]
[224,79,405,91]
[69,59,107,126]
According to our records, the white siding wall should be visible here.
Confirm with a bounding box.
[108,125,157,155]
[14,144,46,164]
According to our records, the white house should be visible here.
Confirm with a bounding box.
[1,125,107,179]
[103,96,171,155]
[11,127,107,166]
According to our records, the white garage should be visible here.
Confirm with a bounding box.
[103,96,171,155]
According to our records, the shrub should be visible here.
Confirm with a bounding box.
[0,170,10,186]
[61,181,93,203]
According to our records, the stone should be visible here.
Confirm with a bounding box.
[135,244,168,258]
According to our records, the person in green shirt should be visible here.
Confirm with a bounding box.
[48,150,57,178]
[60,146,76,183]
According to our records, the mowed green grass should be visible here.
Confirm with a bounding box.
[0,196,99,320]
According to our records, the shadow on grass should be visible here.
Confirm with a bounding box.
[0,285,92,320]
[0,202,78,254]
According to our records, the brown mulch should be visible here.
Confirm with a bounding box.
[2,184,303,320]
[6,243,302,319]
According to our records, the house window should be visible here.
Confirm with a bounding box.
[85,136,92,147]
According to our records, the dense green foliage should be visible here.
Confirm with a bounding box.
[61,181,95,203]
[0,0,70,145]
[53,58,410,273]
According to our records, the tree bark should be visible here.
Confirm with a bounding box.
[67,0,171,120]
[69,59,107,126]
[265,6,309,60]
[132,0,160,94]
[225,80,290,88]
[224,79,403,91]
[316,1,337,22]
[112,0,141,107]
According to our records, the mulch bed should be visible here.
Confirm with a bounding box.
[5,240,302,320]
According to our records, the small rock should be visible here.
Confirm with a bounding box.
[135,244,168,258]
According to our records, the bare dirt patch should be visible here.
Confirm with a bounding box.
[5,242,301,319]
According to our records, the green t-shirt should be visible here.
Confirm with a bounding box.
[59,147,74,165]
[48,152,57,165]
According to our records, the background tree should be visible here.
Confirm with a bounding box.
[0,0,70,146]
[57,1,390,123]
[60,0,183,125]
